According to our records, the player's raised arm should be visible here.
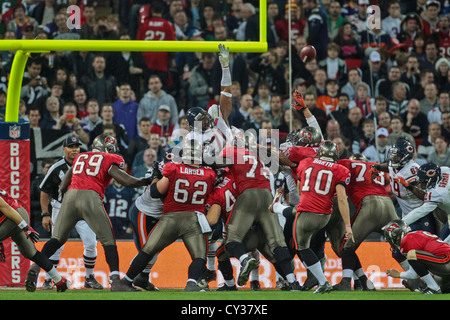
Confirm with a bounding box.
[291,90,323,139]
[217,44,232,125]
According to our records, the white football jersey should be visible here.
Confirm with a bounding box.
[135,185,163,219]
[423,167,450,213]
[184,112,233,164]
[388,160,423,217]
[403,166,450,225]
[279,141,300,206]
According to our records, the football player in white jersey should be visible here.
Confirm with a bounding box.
[156,43,236,287]
[373,139,438,233]
[180,44,234,166]
[372,139,442,291]
[403,163,450,244]
[128,161,163,291]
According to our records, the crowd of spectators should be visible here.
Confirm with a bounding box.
[3,0,450,235]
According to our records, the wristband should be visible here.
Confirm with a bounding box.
[41,212,51,218]
[345,224,351,227]
[220,91,232,98]
[18,220,28,229]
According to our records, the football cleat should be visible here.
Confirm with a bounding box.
[42,279,53,290]
[216,284,238,291]
[198,269,217,288]
[55,277,71,292]
[110,278,141,292]
[184,281,208,292]
[133,272,159,291]
[423,287,442,294]
[300,270,318,291]
[313,281,333,294]
[332,278,351,291]
[237,257,258,286]
[84,274,104,290]
[25,263,41,292]
[286,281,302,291]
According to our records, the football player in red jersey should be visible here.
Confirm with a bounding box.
[385,220,450,294]
[116,137,217,292]
[219,133,301,291]
[26,134,153,291]
[293,140,353,293]
[332,153,398,291]
[136,1,175,87]
[0,189,70,292]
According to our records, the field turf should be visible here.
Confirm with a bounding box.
[0,287,448,300]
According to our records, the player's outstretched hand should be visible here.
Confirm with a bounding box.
[218,44,230,68]
[23,226,39,243]
[368,165,381,182]
[386,269,400,278]
[291,90,307,111]
[393,176,410,187]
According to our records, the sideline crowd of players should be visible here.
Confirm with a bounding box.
[0,43,446,295]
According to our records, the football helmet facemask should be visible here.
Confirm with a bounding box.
[92,134,118,154]
[297,126,322,147]
[316,140,339,163]
[186,107,214,132]
[383,219,411,249]
[388,139,415,169]
[416,162,441,192]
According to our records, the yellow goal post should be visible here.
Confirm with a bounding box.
[1,0,268,122]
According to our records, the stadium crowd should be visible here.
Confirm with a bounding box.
[1,0,450,292]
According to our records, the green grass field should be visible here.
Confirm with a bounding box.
[0,287,448,300]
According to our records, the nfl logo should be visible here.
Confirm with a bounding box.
[9,125,20,139]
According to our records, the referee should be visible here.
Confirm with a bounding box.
[38,136,103,290]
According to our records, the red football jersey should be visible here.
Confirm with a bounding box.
[286,146,318,163]
[69,152,125,199]
[296,157,350,214]
[206,170,237,221]
[401,231,450,257]
[337,159,389,210]
[285,145,318,181]
[136,17,175,71]
[222,146,270,194]
[162,162,216,214]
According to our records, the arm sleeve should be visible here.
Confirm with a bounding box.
[306,115,324,140]
[402,202,438,225]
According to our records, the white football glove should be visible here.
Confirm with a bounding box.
[218,44,230,68]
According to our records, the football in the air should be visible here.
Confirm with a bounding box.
[300,45,316,63]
